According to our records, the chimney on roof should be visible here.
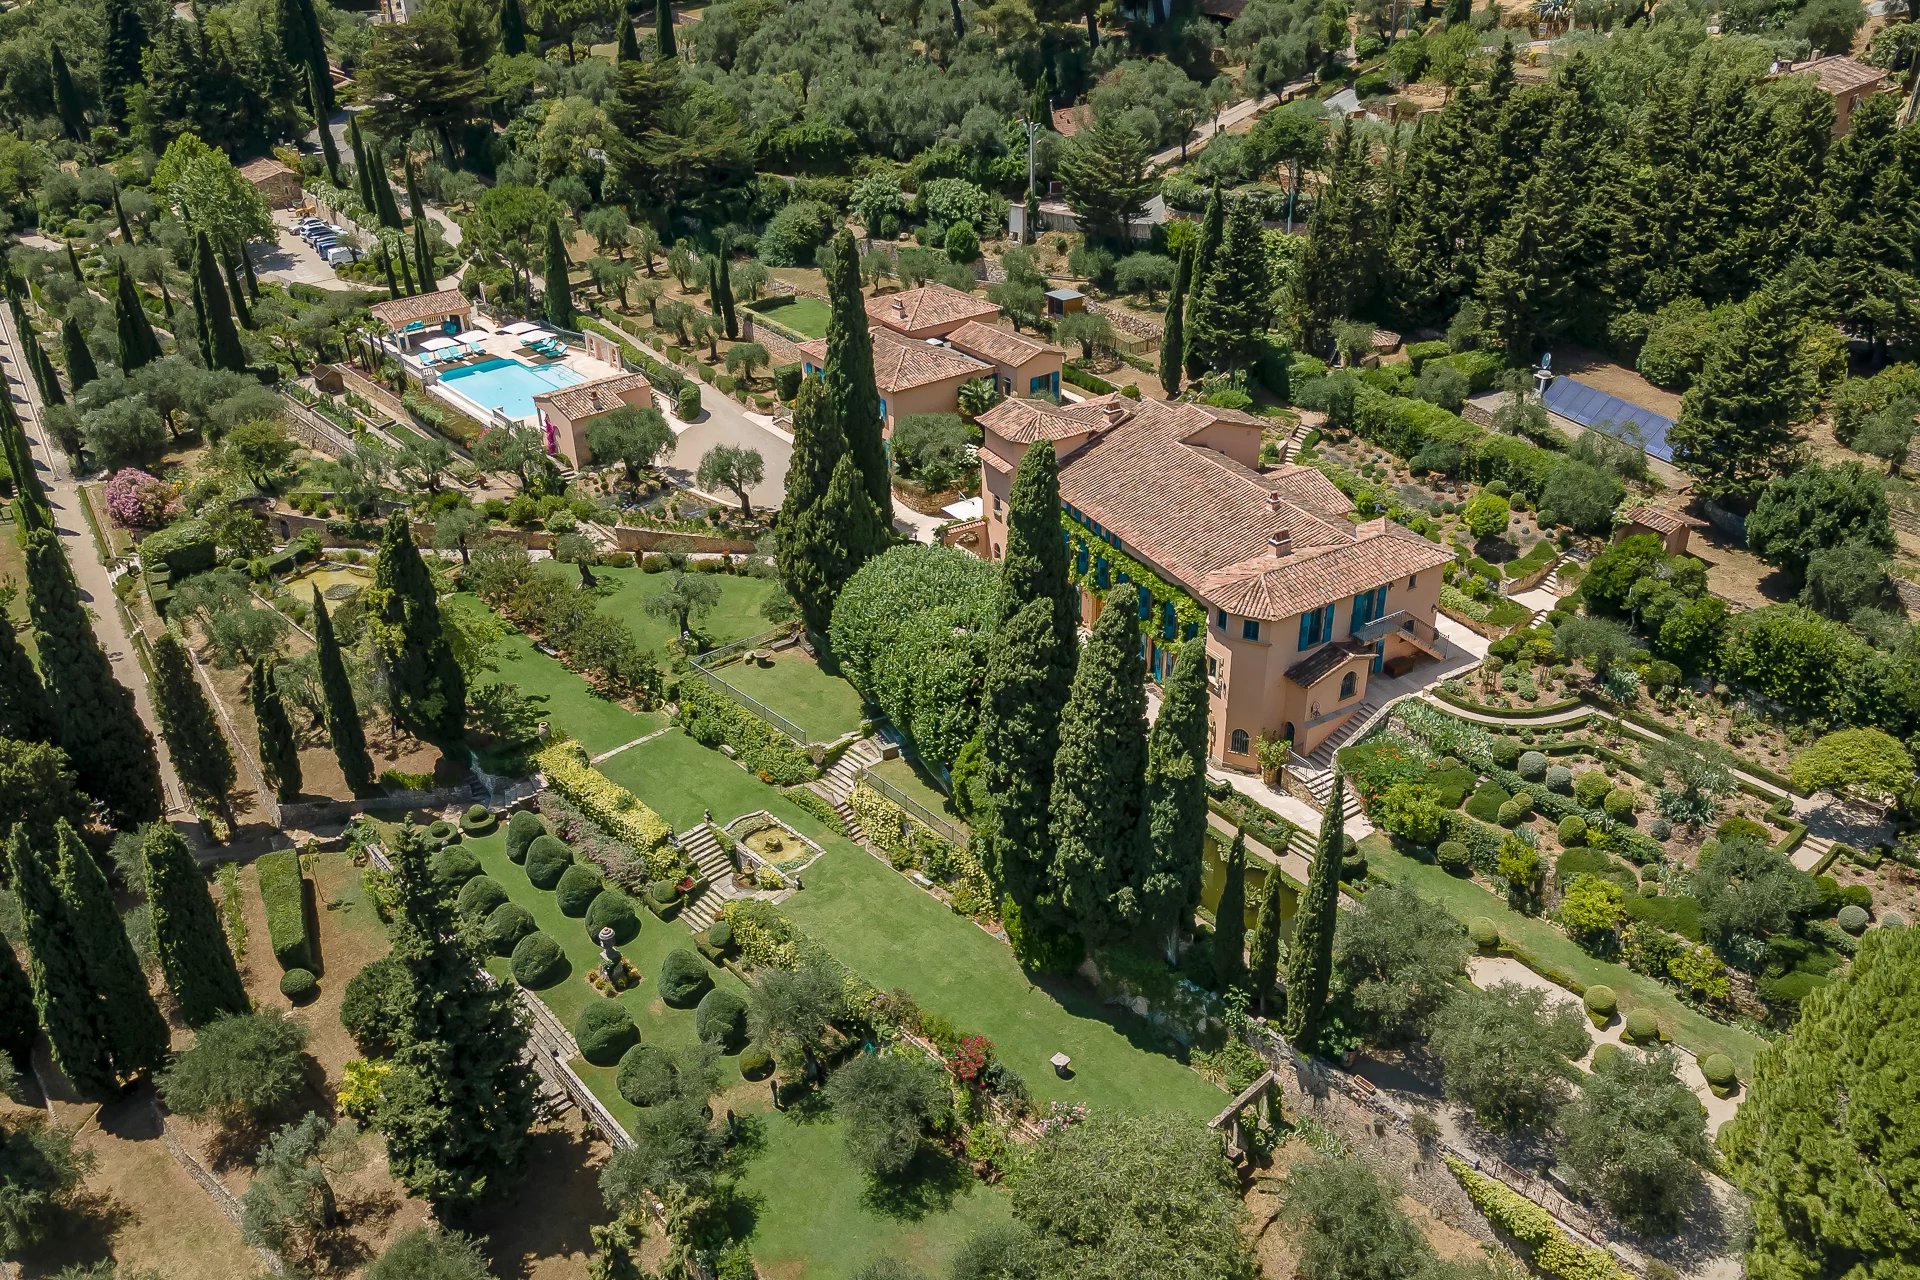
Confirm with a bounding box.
[1102,403,1126,428]
[891,299,907,318]
[1267,489,1284,512]
[1269,529,1292,558]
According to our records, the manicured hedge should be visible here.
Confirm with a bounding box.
[694,987,748,1051]
[511,931,568,988]
[506,811,545,862]
[556,864,604,917]
[1622,1008,1660,1044]
[586,889,640,944]
[430,845,482,887]
[280,968,318,1003]
[1582,985,1616,1025]
[674,676,817,783]
[483,902,536,954]
[1444,1156,1631,1280]
[460,803,498,836]
[659,947,711,1007]
[1701,1053,1738,1097]
[256,850,314,973]
[525,836,573,889]
[534,741,675,852]
[457,875,509,920]
[575,1002,640,1066]
[739,1045,774,1080]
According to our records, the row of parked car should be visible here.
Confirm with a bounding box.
[293,216,363,267]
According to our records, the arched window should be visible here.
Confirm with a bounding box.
[1339,672,1357,700]
[1230,729,1250,755]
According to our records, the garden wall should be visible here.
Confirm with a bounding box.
[612,527,759,555]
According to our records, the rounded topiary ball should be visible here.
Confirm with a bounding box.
[511,931,568,988]
[617,1044,679,1106]
[694,987,748,1051]
[427,819,458,849]
[1838,904,1870,934]
[1492,739,1522,768]
[1604,788,1637,821]
[739,1045,774,1080]
[1496,798,1531,828]
[1624,1009,1659,1044]
[1583,985,1617,1022]
[506,811,546,863]
[1701,1053,1738,1092]
[461,803,498,836]
[1469,917,1499,952]
[1545,765,1573,794]
[483,902,536,955]
[706,920,734,952]
[1574,772,1612,808]
[649,879,679,906]
[1436,841,1471,874]
[586,890,640,945]
[659,947,712,1007]
[574,1002,639,1067]
[280,968,318,1003]
[1557,815,1588,847]
[1881,911,1908,929]
[525,837,572,890]
[431,845,482,888]
[556,864,604,917]
[1517,750,1548,781]
[457,875,509,920]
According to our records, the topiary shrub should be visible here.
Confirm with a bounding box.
[426,819,459,849]
[659,947,711,1007]
[585,890,640,944]
[340,956,410,1053]
[1623,1008,1660,1044]
[1517,750,1548,781]
[1341,850,1368,882]
[1879,910,1906,929]
[506,811,545,862]
[430,845,482,888]
[575,1002,639,1066]
[739,1045,774,1080]
[280,968,318,1003]
[1573,772,1612,808]
[1718,816,1771,843]
[694,987,748,1051]
[483,902,536,954]
[1837,903,1870,934]
[1436,841,1471,874]
[1701,1053,1738,1097]
[1591,1043,1623,1073]
[1650,817,1672,841]
[457,875,509,920]
[1557,815,1587,847]
[617,1044,679,1106]
[1491,738,1522,769]
[1582,985,1616,1025]
[1545,765,1573,794]
[511,931,568,988]
[556,864,604,917]
[460,803,498,836]
[1469,917,1499,952]
[1604,788,1637,821]
[525,836,572,889]
[707,920,733,950]
[1496,796,1532,827]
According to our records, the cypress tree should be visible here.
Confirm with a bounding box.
[397,241,419,296]
[367,514,465,743]
[65,242,83,282]
[1282,772,1345,1049]
[251,658,302,802]
[310,64,343,187]
[368,142,403,230]
[816,452,885,595]
[1182,187,1224,377]
[101,0,148,127]
[55,820,168,1076]
[717,253,737,338]
[1159,243,1188,398]
[113,268,161,372]
[312,590,375,794]
[1141,641,1209,951]
[1048,587,1150,944]
[49,47,84,141]
[59,318,96,393]
[0,610,57,743]
[774,380,850,634]
[1211,830,1247,990]
[378,243,400,300]
[407,160,434,291]
[1185,204,1272,377]
[0,937,34,1070]
[1248,857,1287,1014]
[499,0,528,55]
[38,341,66,407]
[190,264,214,367]
[822,229,892,527]
[1,394,48,531]
[349,116,376,213]
[542,217,573,328]
[112,188,135,244]
[194,232,247,373]
[150,628,237,813]
[376,825,535,1208]
[143,822,248,1026]
[222,252,253,327]
[7,827,114,1095]
[655,0,676,57]
[618,13,641,61]
[23,529,162,825]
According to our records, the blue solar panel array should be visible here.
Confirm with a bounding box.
[1540,376,1676,463]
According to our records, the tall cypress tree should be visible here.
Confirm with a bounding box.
[1160,243,1189,398]
[1282,772,1345,1050]
[349,116,376,213]
[190,264,214,367]
[542,217,573,328]
[617,12,641,61]
[376,825,535,1209]
[112,188,135,244]
[23,529,162,825]
[775,381,850,634]
[101,0,148,127]
[822,229,892,527]
[1211,830,1247,990]
[1048,587,1150,944]
[1248,858,1287,1014]
[150,629,236,813]
[310,64,343,188]
[1185,204,1272,377]
[367,142,403,230]
[312,590,374,794]
[0,937,35,1070]
[0,610,56,743]
[1141,641,1209,951]
[113,268,161,372]
[62,317,98,393]
[407,160,434,291]
[252,658,302,802]
[499,0,528,55]
[143,823,248,1026]
[367,514,465,743]
[7,827,114,1095]
[65,243,83,282]
[193,232,247,373]
[56,821,168,1077]
[1182,187,1224,378]
[223,251,254,325]
[655,0,676,57]
[49,47,84,141]
[716,253,737,338]
[811,453,885,602]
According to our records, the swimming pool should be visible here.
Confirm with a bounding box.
[438,357,586,422]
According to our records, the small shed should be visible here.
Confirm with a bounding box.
[1046,288,1086,317]
[1614,504,1701,557]
[238,156,301,209]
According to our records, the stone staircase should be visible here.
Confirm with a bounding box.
[811,738,883,843]
[1290,700,1380,825]
[1300,766,1367,824]
[678,822,736,933]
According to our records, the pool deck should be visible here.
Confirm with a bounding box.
[387,319,625,431]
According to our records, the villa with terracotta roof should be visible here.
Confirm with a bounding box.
[1770,54,1889,136]
[978,395,1454,767]
[944,321,1064,401]
[238,156,301,207]
[532,371,654,468]
[865,283,1002,340]
[798,327,992,435]
[368,289,471,350]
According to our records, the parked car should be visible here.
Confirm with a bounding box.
[301,224,341,242]
[292,216,327,233]
[325,246,362,266]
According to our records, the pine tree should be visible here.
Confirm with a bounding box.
[309,65,342,187]
[1185,204,1273,376]
[1282,772,1345,1049]
[8,827,114,1095]
[367,514,466,743]
[349,116,376,213]
[1298,121,1384,355]
[1182,188,1224,378]
[55,821,168,1076]
[775,380,850,634]
[1048,588,1150,944]
[101,0,149,127]
[1671,287,1819,505]
[407,160,434,291]
[655,0,676,57]
[0,937,35,1070]
[193,232,247,374]
[150,628,237,813]
[823,229,892,527]
[0,611,56,749]
[499,0,528,56]
[252,659,303,803]
[368,142,402,230]
[113,268,161,372]
[542,217,573,328]
[1141,641,1209,950]
[49,47,84,141]
[1054,118,1156,242]
[144,822,248,1026]
[1159,243,1188,398]
[1211,830,1247,990]
[1248,860,1286,1014]
[376,825,535,1209]
[716,253,737,338]
[22,529,162,825]
[312,590,374,794]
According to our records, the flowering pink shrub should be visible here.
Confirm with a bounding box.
[103,469,178,530]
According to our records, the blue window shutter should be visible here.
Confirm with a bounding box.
[1323,604,1335,639]
[1184,620,1198,640]
[1299,613,1312,648]
[1162,601,1176,640]
[1138,587,1151,620]
[1095,556,1109,588]
[1076,543,1089,573]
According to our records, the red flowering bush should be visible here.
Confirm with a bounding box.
[947,1034,993,1087]
[103,468,177,529]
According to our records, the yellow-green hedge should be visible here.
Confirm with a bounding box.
[1443,1156,1627,1280]
[535,741,672,854]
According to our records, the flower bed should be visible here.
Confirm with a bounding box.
[848,781,993,917]
[535,740,674,855]
[1443,1157,1628,1280]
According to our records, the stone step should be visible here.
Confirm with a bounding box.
[1304,702,1379,769]
[833,798,867,845]
[682,890,726,932]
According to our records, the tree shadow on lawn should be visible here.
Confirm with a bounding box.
[1026,970,1201,1067]
[860,1144,976,1222]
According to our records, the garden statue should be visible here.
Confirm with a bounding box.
[598,926,620,984]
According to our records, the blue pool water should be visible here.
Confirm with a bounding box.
[439,357,586,422]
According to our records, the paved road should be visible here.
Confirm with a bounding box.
[1151,91,1284,169]
[0,303,189,817]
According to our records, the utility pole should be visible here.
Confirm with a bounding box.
[1021,116,1044,245]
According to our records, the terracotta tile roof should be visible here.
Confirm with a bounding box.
[238,156,294,182]
[1285,641,1363,688]
[977,394,1129,444]
[866,283,999,334]
[1619,504,1699,535]
[369,288,470,330]
[1199,532,1453,622]
[945,321,1062,368]
[797,328,989,393]
[534,372,652,421]
[1781,55,1887,96]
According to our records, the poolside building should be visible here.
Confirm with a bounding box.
[369,289,473,353]
[533,372,655,468]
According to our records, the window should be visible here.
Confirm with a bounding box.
[1297,603,1336,649]
[1339,672,1357,700]
[993,494,1003,512]
[1207,655,1219,677]
[1407,574,1417,589]
[877,397,888,420]
[1241,618,1261,641]
[1230,729,1250,754]
[1216,608,1228,631]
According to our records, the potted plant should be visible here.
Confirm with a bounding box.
[1255,734,1291,787]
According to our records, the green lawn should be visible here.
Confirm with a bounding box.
[599,727,846,840]
[867,757,958,823]
[588,565,783,655]
[746,295,833,339]
[711,649,870,743]
[1360,835,1767,1074]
